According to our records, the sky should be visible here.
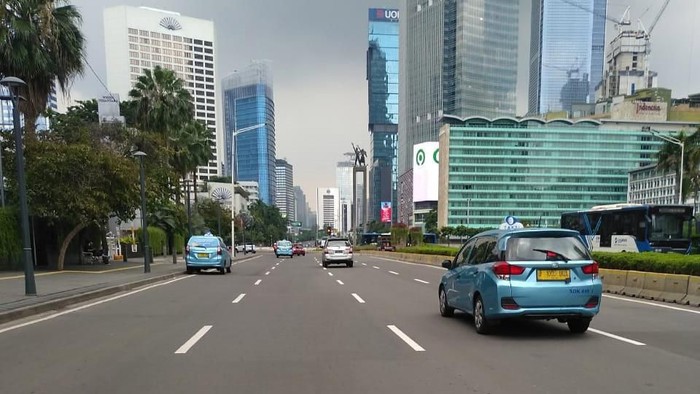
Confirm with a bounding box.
[66,0,699,212]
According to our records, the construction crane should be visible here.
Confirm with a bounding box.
[557,0,631,30]
[638,0,671,39]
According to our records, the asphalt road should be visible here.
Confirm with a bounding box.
[0,252,698,394]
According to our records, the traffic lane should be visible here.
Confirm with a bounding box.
[329,256,698,394]
[0,255,279,394]
[141,252,452,394]
[354,252,446,282]
[592,295,700,361]
[359,252,700,360]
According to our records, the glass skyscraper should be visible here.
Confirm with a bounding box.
[222,61,276,205]
[528,0,607,115]
[398,0,519,224]
[368,8,399,223]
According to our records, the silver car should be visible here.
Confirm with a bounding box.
[322,238,354,268]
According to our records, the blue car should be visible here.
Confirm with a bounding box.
[185,235,232,274]
[438,229,602,334]
[275,240,294,258]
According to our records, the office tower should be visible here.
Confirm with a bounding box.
[103,6,219,181]
[294,186,310,228]
[316,188,340,232]
[275,159,294,220]
[398,0,520,224]
[336,155,355,234]
[368,8,399,224]
[529,0,607,115]
[222,61,276,205]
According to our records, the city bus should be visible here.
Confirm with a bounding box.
[560,204,694,254]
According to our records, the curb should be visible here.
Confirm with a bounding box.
[0,271,183,325]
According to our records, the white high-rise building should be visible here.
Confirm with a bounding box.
[316,188,340,233]
[103,6,219,181]
[336,155,354,234]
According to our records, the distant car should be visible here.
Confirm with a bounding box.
[322,238,353,268]
[185,235,232,275]
[275,240,294,258]
[438,228,602,334]
[377,240,396,251]
[292,243,306,256]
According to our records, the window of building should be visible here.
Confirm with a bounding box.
[196,83,205,89]
[206,77,214,83]
[173,35,182,42]
[205,55,213,62]
[128,35,138,43]
[196,97,205,103]
[205,63,213,69]
[152,55,162,62]
[196,104,205,110]
[129,51,139,58]
[207,112,215,119]
[163,56,173,63]
[197,112,206,118]
[130,66,140,73]
[206,91,214,97]
[163,41,172,48]
[194,46,203,52]
[195,54,203,60]
[130,59,139,65]
[141,61,151,67]
[204,48,213,54]
[205,70,213,76]
[196,90,205,96]
[206,84,214,90]
[129,43,138,50]
[195,61,203,67]
[139,37,150,44]
[139,30,149,36]
[195,76,204,81]
[128,28,138,34]
[204,40,213,47]
[162,34,171,40]
[184,37,192,43]
[150,32,160,39]
[206,99,215,104]
[207,106,215,112]
[141,53,151,60]
[152,47,161,54]
[140,45,150,52]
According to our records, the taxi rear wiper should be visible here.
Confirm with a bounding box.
[532,249,570,262]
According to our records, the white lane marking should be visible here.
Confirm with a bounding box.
[276,263,280,266]
[265,271,270,276]
[328,272,334,277]
[351,293,366,304]
[336,280,344,285]
[254,279,262,286]
[372,256,446,270]
[323,267,327,271]
[389,271,399,275]
[589,328,646,346]
[362,263,367,266]
[603,294,700,315]
[373,266,380,270]
[271,266,276,270]
[414,279,430,284]
[233,255,263,265]
[175,325,213,354]
[0,276,193,335]
[387,325,425,352]
[232,293,246,304]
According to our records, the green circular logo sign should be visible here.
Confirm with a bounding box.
[433,148,439,163]
[416,149,426,166]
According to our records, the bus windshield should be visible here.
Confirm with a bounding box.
[651,212,689,240]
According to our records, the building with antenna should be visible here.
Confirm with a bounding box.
[103,6,219,182]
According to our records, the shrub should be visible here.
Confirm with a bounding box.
[0,208,21,270]
[397,245,459,257]
[593,252,700,276]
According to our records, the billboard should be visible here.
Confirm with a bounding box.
[97,93,125,124]
[369,8,399,22]
[412,142,439,202]
[380,201,392,223]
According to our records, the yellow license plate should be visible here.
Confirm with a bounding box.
[537,269,570,281]
[197,253,209,258]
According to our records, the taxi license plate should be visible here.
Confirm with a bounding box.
[197,253,209,258]
[537,269,570,281]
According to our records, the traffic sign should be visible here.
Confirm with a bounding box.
[290,221,302,227]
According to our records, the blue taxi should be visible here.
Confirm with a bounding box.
[185,235,232,274]
[275,240,294,258]
[438,228,602,334]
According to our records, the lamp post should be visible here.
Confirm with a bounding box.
[133,151,150,273]
[0,134,5,207]
[183,179,193,237]
[1,77,36,295]
[646,128,684,205]
[229,123,265,245]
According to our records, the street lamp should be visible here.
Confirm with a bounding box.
[645,128,684,205]
[1,76,36,295]
[133,151,150,273]
[230,123,265,245]
[183,178,193,237]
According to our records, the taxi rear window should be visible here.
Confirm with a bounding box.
[506,236,590,261]
[188,238,219,247]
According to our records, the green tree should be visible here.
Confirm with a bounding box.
[148,202,186,265]
[391,223,409,246]
[366,220,390,233]
[170,120,214,203]
[656,130,700,204]
[247,200,286,245]
[0,0,85,137]
[440,226,453,245]
[454,225,468,242]
[196,198,232,241]
[424,208,438,234]
[129,65,193,135]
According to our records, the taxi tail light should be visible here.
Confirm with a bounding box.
[217,246,222,255]
[492,262,526,277]
[582,261,599,275]
[584,296,600,308]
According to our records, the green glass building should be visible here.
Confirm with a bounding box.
[437,116,697,229]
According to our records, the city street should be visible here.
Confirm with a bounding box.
[0,251,698,394]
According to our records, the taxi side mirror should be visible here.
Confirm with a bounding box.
[441,260,453,269]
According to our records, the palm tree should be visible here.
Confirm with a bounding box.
[0,0,86,137]
[170,120,214,203]
[128,66,193,135]
[656,130,700,204]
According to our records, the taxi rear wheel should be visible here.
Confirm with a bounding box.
[473,296,492,335]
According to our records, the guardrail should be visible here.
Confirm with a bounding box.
[358,250,700,307]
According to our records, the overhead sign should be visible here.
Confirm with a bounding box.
[97,93,125,124]
[412,142,439,202]
[369,8,399,22]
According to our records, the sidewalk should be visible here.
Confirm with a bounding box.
[0,253,258,324]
